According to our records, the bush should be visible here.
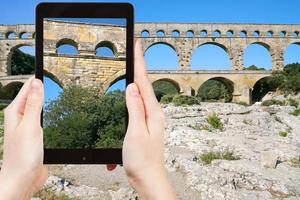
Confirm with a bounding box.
[160,94,175,104]
[279,131,288,137]
[172,95,200,106]
[153,81,178,101]
[261,99,284,106]
[206,112,224,131]
[199,151,238,165]
[291,108,300,116]
[286,98,299,107]
[235,101,248,106]
[197,80,232,102]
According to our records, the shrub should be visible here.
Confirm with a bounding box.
[291,108,300,116]
[199,151,238,165]
[172,95,200,106]
[0,103,8,111]
[235,101,248,106]
[35,189,71,200]
[206,113,224,131]
[279,131,288,137]
[261,99,284,106]
[160,94,175,104]
[286,98,299,107]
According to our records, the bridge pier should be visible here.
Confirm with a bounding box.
[232,84,252,104]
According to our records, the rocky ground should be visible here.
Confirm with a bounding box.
[29,101,300,200]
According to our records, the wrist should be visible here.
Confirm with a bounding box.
[128,167,176,199]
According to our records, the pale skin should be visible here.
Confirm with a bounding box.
[0,40,177,200]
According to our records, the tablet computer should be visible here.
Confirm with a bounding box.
[35,3,134,164]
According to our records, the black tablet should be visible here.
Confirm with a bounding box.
[35,3,134,164]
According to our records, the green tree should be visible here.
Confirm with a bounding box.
[11,49,35,75]
[153,80,178,101]
[197,80,232,102]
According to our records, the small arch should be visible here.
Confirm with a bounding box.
[292,31,299,38]
[279,31,286,38]
[156,30,165,37]
[0,81,24,100]
[212,30,221,37]
[240,30,247,38]
[266,31,273,38]
[226,30,234,37]
[19,32,30,39]
[153,78,180,101]
[56,38,78,55]
[141,30,150,37]
[253,30,260,38]
[200,30,207,37]
[172,30,180,37]
[186,30,194,37]
[197,77,234,102]
[251,76,275,103]
[6,31,16,39]
[95,41,116,57]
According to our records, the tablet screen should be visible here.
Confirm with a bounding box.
[43,18,127,149]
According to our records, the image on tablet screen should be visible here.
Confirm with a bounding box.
[43,18,127,149]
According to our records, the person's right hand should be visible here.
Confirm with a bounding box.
[122,40,176,199]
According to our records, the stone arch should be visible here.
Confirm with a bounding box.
[141,30,150,37]
[251,75,274,102]
[144,42,179,70]
[284,42,300,65]
[6,43,35,75]
[6,31,16,39]
[190,42,231,70]
[226,30,234,37]
[186,30,194,37]
[172,30,180,37]
[152,78,181,93]
[244,42,272,70]
[0,81,23,100]
[156,30,165,37]
[95,41,117,57]
[43,70,64,88]
[103,69,126,92]
[19,32,30,39]
[197,76,235,102]
[56,38,78,54]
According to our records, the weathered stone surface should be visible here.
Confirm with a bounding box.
[260,151,279,168]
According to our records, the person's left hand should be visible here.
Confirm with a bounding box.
[0,77,48,199]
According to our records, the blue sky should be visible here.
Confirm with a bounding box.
[2,0,300,101]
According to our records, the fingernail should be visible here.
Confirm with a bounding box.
[128,83,139,96]
[31,79,42,90]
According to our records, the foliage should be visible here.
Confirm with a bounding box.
[290,158,300,168]
[197,80,232,102]
[244,65,266,70]
[279,131,288,137]
[235,101,249,106]
[261,99,284,106]
[172,94,200,106]
[153,80,178,101]
[160,94,175,104]
[0,103,8,111]
[291,108,300,116]
[199,151,238,165]
[35,189,72,200]
[44,86,126,148]
[11,49,35,75]
[206,112,224,131]
[286,98,299,107]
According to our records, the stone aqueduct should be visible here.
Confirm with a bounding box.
[0,20,300,104]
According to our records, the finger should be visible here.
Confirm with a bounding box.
[125,83,147,133]
[106,164,117,171]
[23,78,44,125]
[134,40,162,116]
[4,77,34,136]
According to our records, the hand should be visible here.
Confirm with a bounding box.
[0,77,48,199]
[122,40,176,199]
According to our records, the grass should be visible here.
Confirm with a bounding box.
[172,95,200,106]
[188,124,210,131]
[235,101,248,106]
[34,189,72,200]
[261,99,284,106]
[291,108,300,116]
[206,113,224,131]
[286,98,299,107]
[279,131,288,137]
[199,151,238,165]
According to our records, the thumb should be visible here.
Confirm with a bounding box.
[126,83,147,132]
[23,78,44,123]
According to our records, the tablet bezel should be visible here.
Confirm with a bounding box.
[35,2,134,164]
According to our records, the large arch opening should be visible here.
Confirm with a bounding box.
[284,43,300,65]
[144,43,178,70]
[244,43,272,70]
[0,82,23,101]
[56,38,78,55]
[152,79,180,101]
[95,41,116,58]
[190,43,231,70]
[197,77,234,102]
[251,76,276,103]
[7,45,35,75]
